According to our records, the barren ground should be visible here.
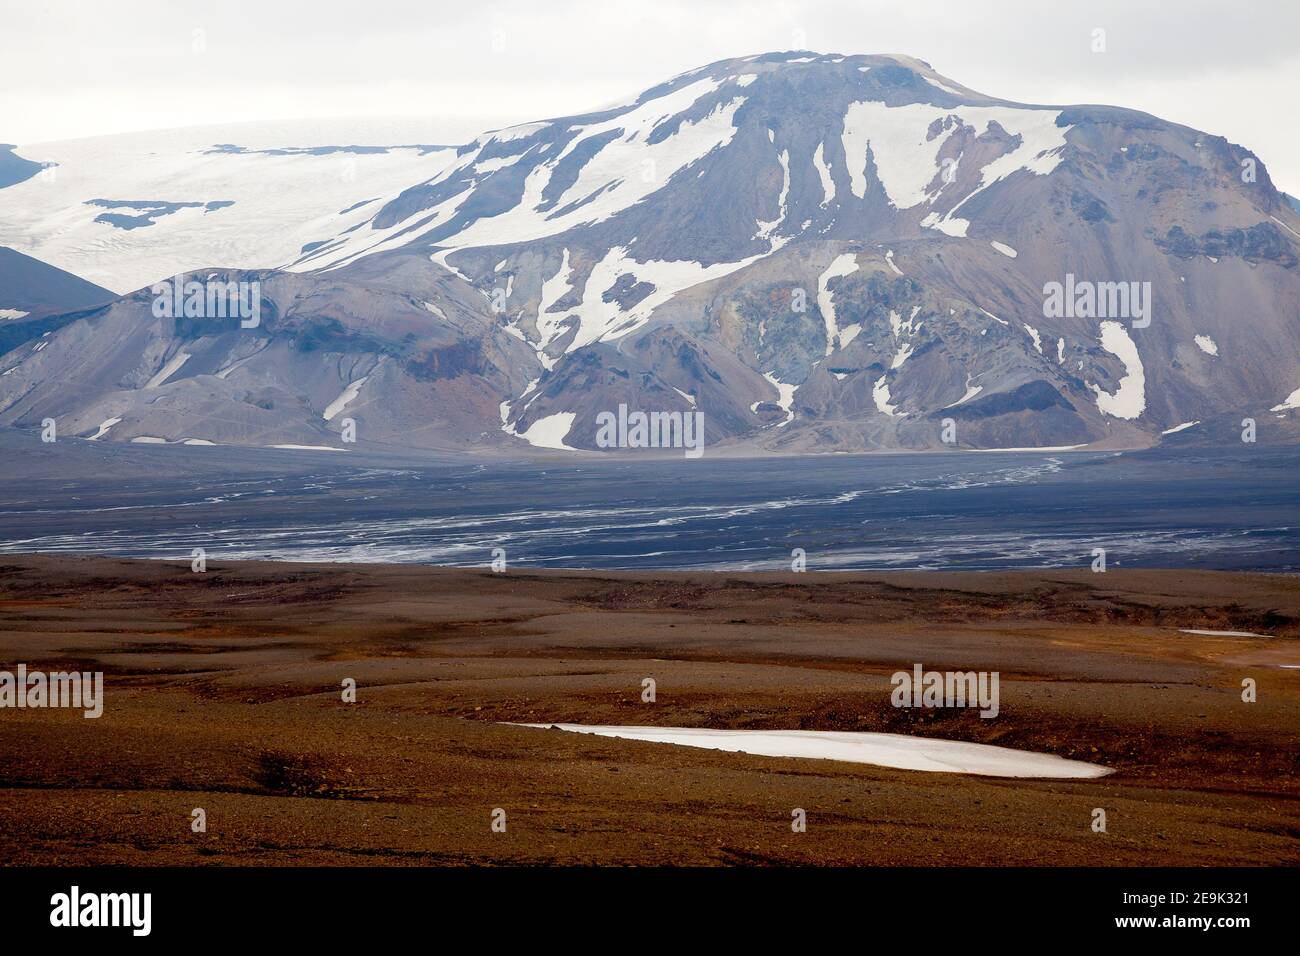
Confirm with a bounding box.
[0,555,1296,865]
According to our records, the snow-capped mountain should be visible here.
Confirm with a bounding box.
[2,53,1298,455]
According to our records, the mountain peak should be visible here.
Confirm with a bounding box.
[667,51,997,106]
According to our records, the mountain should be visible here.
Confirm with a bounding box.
[0,246,115,316]
[2,53,1298,454]
[0,246,116,357]
[0,259,534,450]
[0,144,52,189]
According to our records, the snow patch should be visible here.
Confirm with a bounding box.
[323,376,368,421]
[890,306,920,338]
[886,309,921,370]
[762,371,797,427]
[755,150,790,240]
[1270,387,1300,412]
[487,122,548,143]
[88,417,121,440]
[517,724,1112,779]
[563,244,779,353]
[841,101,1069,214]
[891,342,915,369]
[517,411,577,450]
[873,376,903,417]
[1023,323,1043,354]
[943,376,983,409]
[920,212,968,237]
[144,351,191,389]
[971,444,1087,452]
[1088,321,1146,420]
[922,74,968,98]
[1270,215,1300,240]
[535,247,575,351]
[475,154,524,174]
[838,323,862,348]
[816,253,859,355]
[812,142,835,207]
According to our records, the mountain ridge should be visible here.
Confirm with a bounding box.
[2,52,1298,455]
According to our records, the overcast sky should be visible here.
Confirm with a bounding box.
[4,0,1298,192]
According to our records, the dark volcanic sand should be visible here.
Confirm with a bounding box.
[0,555,1296,865]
